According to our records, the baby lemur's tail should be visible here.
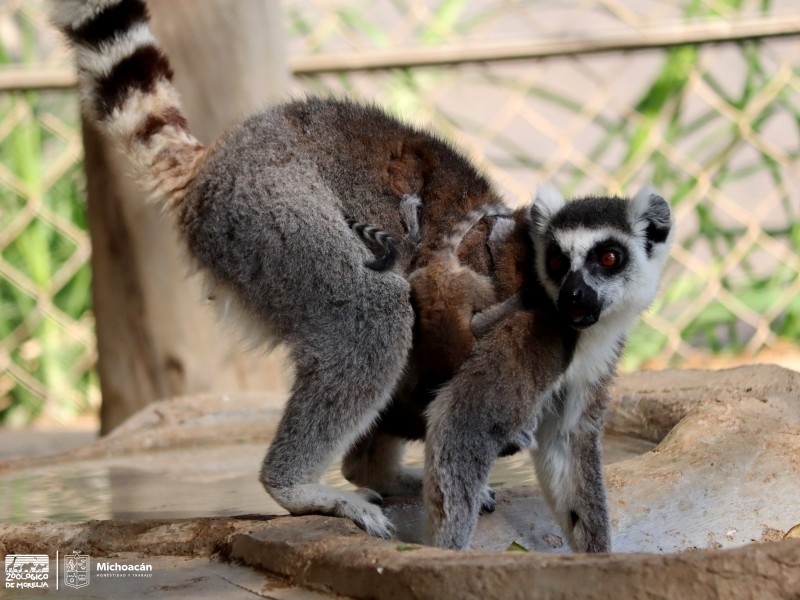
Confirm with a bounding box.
[346,219,399,272]
[50,0,206,212]
[442,204,512,257]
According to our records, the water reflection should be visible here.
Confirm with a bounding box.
[0,435,654,523]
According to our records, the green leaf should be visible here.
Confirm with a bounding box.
[506,541,529,552]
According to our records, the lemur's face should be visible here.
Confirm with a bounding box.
[528,186,673,330]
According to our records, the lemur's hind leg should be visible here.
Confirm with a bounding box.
[260,263,413,539]
[532,386,611,552]
[342,431,423,497]
[343,427,500,516]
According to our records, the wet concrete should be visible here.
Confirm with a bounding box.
[1,366,799,599]
[0,430,96,461]
[0,435,653,524]
[0,388,653,525]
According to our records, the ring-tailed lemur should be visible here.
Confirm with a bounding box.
[425,186,673,549]
[51,0,673,551]
[345,218,399,271]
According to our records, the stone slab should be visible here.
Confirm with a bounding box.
[227,515,800,600]
[0,518,346,600]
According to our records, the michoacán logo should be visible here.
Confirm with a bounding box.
[64,553,90,589]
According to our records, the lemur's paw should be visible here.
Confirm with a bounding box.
[479,486,497,513]
[569,513,610,553]
[352,504,395,539]
[357,488,384,505]
[334,490,395,538]
[267,484,395,539]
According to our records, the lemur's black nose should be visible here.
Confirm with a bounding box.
[558,271,600,329]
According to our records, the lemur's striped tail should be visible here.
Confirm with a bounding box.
[50,0,205,211]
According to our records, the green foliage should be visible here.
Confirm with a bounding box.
[505,541,529,552]
[0,12,95,425]
[621,0,800,368]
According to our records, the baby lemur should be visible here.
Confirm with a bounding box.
[52,0,673,551]
[408,205,512,379]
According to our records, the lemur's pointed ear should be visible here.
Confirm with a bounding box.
[628,186,673,257]
[526,184,566,235]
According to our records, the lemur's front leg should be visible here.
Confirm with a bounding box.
[424,310,568,549]
[532,384,610,553]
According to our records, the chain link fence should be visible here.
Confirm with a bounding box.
[2,0,799,424]
[0,0,94,425]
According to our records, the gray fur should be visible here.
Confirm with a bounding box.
[471,293,522,337]
[342,431,424,498]
[343,204,506,511]
[182,114,417,537]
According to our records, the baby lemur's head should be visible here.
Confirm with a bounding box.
[526,185,673,330]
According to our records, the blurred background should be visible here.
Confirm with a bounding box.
[1,0,799,432]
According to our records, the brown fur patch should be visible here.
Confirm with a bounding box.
[409,208,534,381]
[410,259,496,380]
[382,140,428,197]
[134,106,188,143]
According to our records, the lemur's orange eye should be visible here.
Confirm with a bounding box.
[600,250,619,268]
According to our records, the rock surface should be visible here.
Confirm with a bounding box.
[1,366,798,599]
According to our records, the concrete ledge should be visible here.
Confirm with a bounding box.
[0,393,285,472]
[227,515,800,600]
[0,516,273,558]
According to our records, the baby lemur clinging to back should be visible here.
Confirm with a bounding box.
[52,0,673,552]
[407,204,513,379]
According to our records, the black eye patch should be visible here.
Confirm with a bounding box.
[545,242,570,281]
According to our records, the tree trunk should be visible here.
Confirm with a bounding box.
[84,0,290,434]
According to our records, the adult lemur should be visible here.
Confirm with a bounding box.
[52,0,673,552]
